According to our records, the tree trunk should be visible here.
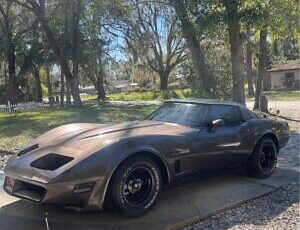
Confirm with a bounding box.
[159,72,169,90]
[246,25,254,96]
[1,11,18,103]
[36,0,82,107]
[224,0,245,104]
[43,28,53,107]
[273,39,279,56]
[171,0,215,98]
[66,79,71,106]
[45,53,53,107]
[70,0,82,107]
[7,41,18,103]
[95,77,106,101]
[254,29,268,110]
[4,61,7,85]
[60,71,65,107]
[31,65,43,102]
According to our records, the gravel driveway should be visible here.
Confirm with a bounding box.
[0,151,11,171]
[184,183,299,230]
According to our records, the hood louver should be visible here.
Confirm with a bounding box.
[17,144,39,157]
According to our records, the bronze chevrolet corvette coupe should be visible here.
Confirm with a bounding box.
[4,99,291,216]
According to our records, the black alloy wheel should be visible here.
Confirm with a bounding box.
[109,156,162,216]
[259,142,277,174]
[246,137,278,179]
[122,166,153,206]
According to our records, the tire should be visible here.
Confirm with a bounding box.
[109,156,162,217]
[246,137,278,179]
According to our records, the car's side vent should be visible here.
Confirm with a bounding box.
[174,160,181,174]
[17,144,39,157]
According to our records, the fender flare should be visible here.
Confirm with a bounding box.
[250,130,279,154]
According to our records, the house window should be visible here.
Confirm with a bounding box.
[285,72,295,89]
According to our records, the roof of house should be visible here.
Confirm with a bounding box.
[268,59,300,72]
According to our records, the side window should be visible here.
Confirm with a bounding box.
[240,106,254,121]
[206,105,243,127]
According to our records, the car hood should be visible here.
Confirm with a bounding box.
[4,120,173,183]
[29,120,165,149]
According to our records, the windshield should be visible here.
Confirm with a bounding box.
[147,102,208,127]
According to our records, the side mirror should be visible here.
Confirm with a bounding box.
[211,118,224,127]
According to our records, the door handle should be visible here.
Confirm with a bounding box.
[241,122,248,127]
[241,123,250,132]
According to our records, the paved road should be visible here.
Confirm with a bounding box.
[0,133,299,230]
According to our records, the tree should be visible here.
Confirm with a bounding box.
[0,1,42,104]
[242,0,299,104]
[268,0,299,61]
[244,0,299,109]
[81,55,106,101]
[13,0,82,107]
[59,69,64,107]
[70,0,82,106]
[245,24,254,96]
[170,0,215,98]
[125,1,187,90]
[25,28,44,102]
[253,28,268,110]
[221,0,245,104]
[3,0,297,107]
[43,31,53,107]
[80,0,110,101]
[31,63,43,102]
[0,1,28,103]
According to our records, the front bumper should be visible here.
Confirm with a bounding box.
[3,174,100,211]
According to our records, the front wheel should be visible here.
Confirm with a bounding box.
[246,137,278,179]
[110,156,162,217]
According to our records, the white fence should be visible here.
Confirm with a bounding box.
[0,101,47,113]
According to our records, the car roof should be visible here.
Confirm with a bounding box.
[164,98,245,108]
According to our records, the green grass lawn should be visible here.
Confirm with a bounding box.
[81,89,299,102]
[0,104,157,151]
[80,89,192,101]
[262,91,300,101]
[244,86,299,101]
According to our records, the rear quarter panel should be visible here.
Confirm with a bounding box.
[247,117,290,153]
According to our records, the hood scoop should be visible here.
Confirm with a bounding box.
[30,153,73,171]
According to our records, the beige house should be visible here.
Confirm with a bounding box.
[266,59,300,90]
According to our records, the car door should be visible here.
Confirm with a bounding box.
[167,104,210,177]
[192,104,249,171]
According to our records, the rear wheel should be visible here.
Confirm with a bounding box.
[109,156,162,217]
[246,137,278,179]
